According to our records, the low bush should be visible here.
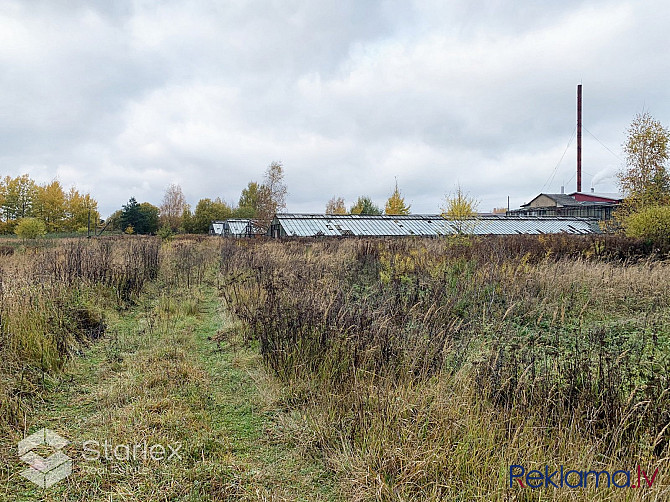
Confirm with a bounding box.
[624,205,670,245]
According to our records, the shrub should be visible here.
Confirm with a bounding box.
[624,205,670,244]
[0,220,17,234]
[157,225,174,241]
[14,217,46,240]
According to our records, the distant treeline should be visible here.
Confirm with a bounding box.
[108,161,289,235]
[0,175,98,234]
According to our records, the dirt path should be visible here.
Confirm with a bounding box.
[2,285,338,501]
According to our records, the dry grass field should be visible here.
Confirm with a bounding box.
[0,234,668,500]
[218,236,670,500]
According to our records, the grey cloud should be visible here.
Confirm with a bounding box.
[1,0,669,217]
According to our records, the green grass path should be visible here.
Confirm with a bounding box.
[1,285,339,501]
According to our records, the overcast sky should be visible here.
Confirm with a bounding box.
[2,0,669,217]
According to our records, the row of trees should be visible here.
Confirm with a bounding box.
[117,168,477,236]
[325,181,412,216]
[0,175,99,234]
[8,113,667,241]
[109,161,288,235]
[180,161,287,234]
[325,182,478,221]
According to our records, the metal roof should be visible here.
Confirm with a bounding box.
[271,214,600,237]
[225,219,252,235]
[569,191,624,200]
[210,222,225,235]
[522,193,581,207]
[211,219,252,236]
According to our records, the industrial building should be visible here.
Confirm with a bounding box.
[509,190,623,220]
[266,214,600,238]
[508,86,624,221]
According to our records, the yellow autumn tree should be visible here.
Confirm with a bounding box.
[441,186,479,234]
[64,188,99,233]
[615,112,670,243]
[1,174,37,221]
[619,112,670,211]
[325,196,347,214]
[384,182,411,215]
[0,175,100,234]
[34,180,66,232]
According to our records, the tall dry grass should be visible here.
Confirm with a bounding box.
[218,236,670,500]
[0,236,160,429]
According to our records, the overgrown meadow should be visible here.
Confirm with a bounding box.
[0,234,669,500]
[218,236,670,500]
[0,237,160,427]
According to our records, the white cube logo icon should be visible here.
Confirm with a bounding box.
[18,428,72,489]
